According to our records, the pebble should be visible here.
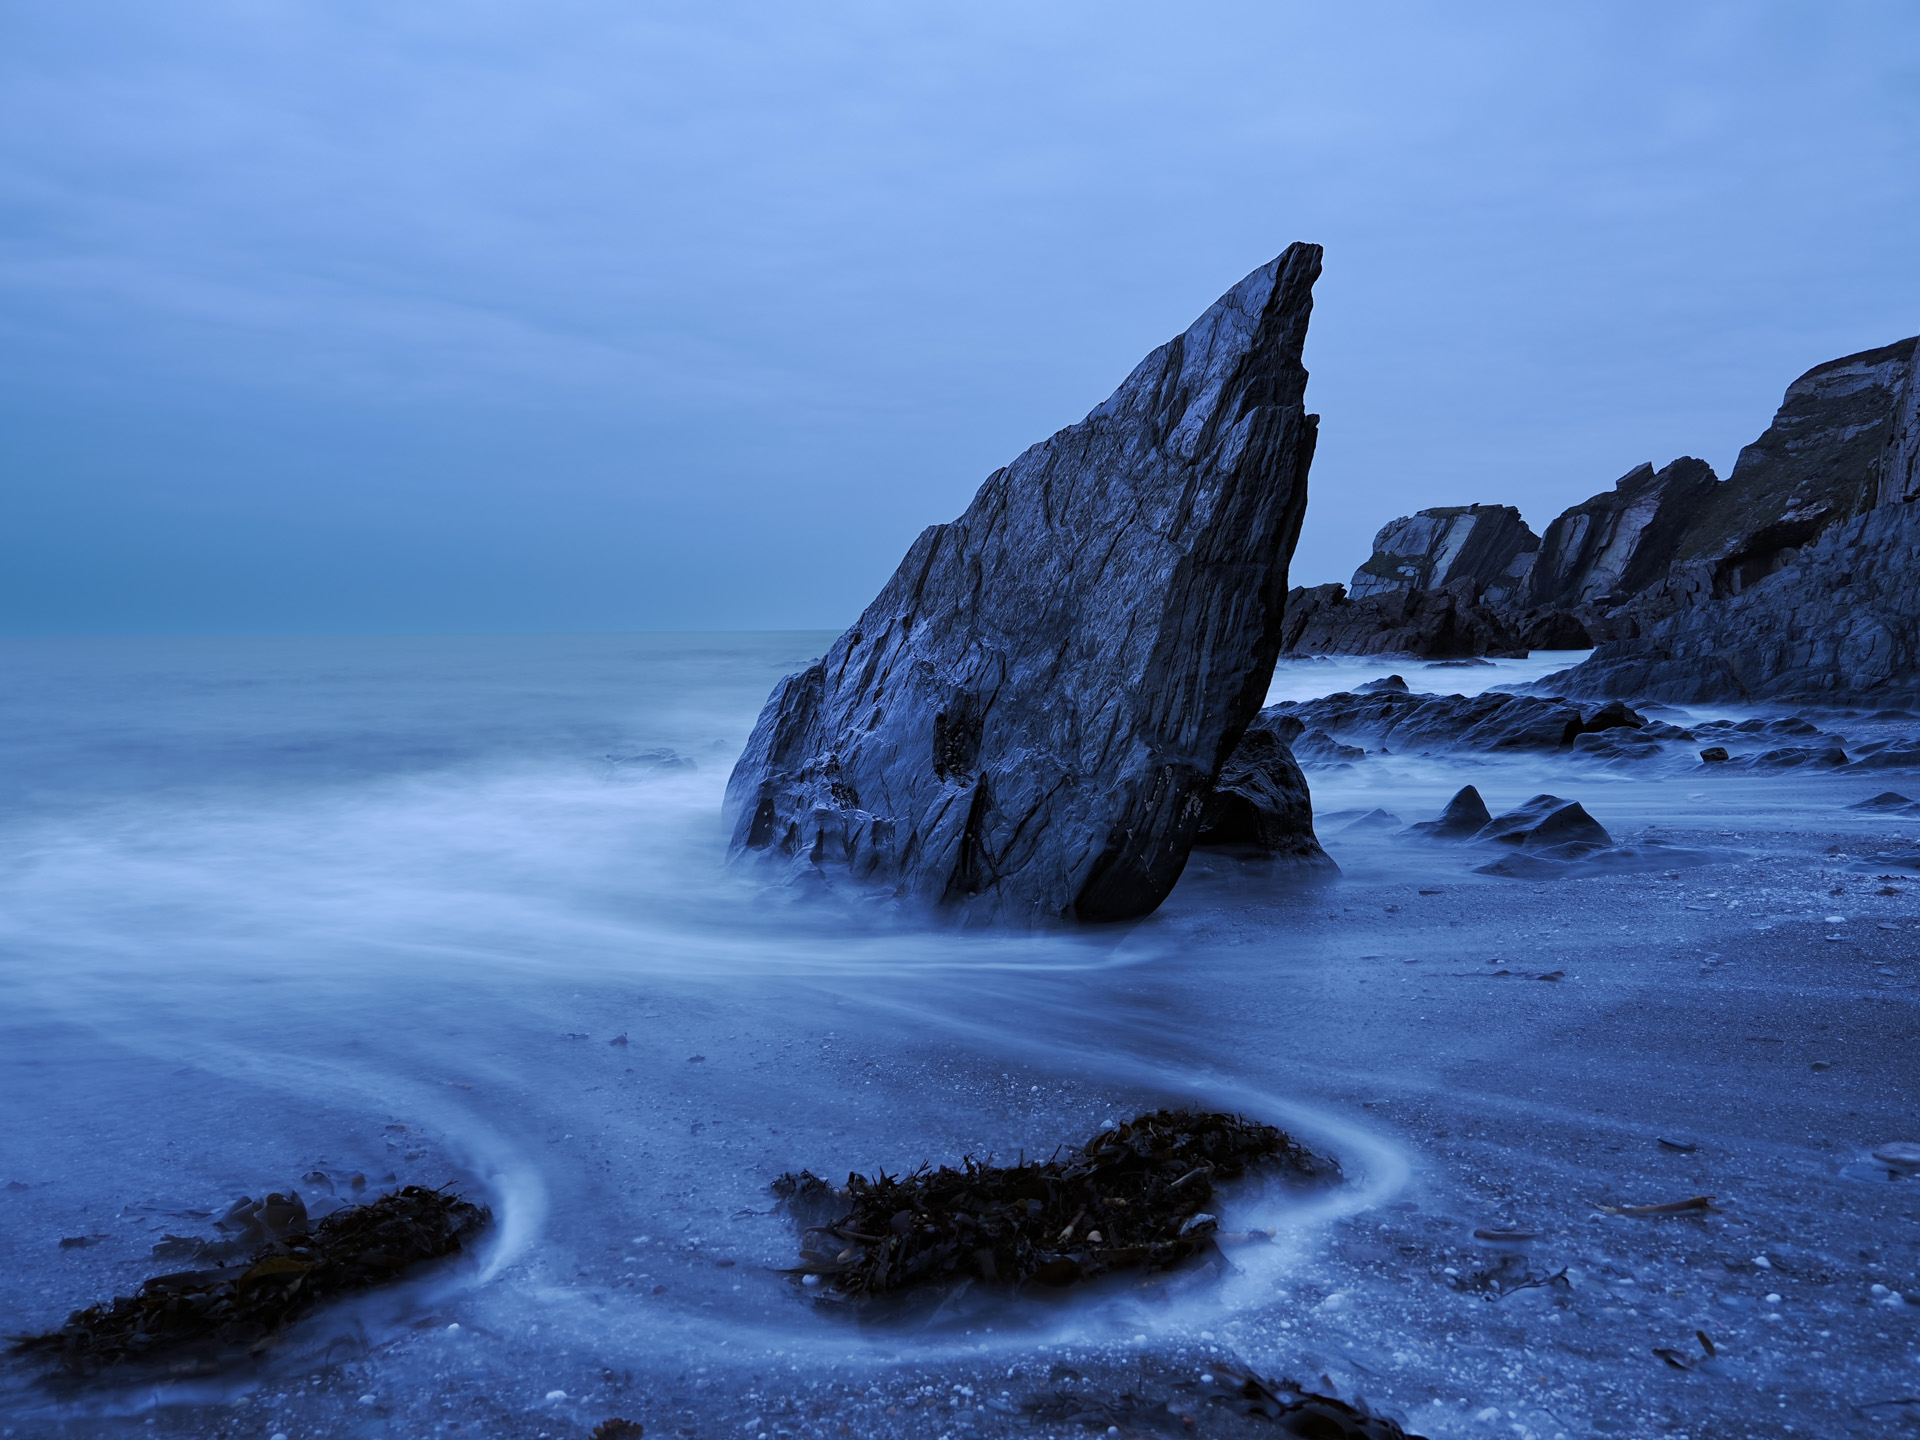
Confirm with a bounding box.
[545,1389,568,1401]
[1872,1141,1920,1169]
[1765,1293,1782,1304]
[802,1273,822,1288]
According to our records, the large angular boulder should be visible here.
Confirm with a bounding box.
[724,246,1325,923]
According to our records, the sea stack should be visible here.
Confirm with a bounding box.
[724,245,1325,923]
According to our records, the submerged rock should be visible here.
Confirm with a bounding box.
[1258,688,1648,758]
[725,246,1325,923]
[1404,784,1492,839]
[1473,794,1612,851]
[1851,791,1918,811]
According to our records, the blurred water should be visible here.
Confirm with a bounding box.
[0,634,1407,1429]
[2,634,1913,1439]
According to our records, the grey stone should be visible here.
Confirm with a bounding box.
[724,246,1325,923]
[1850,791,1914,810]
[1404,784,1493,840]
[1347,503,1539,602]
[1192,728,1336,875]
[1291,728,1366,767]
[1259,688,1647,757]
[1522,457,1720,613]
[1545,336,1920,705]
[1278,578,1529,659]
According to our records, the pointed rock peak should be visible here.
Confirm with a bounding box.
[724,245,1326,925]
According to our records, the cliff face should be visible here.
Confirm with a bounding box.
[1658,338,1919,606]
[1548,338,1920,705]
[724,246,1325,924]
[1290,336,1920,682]
[1524,457,1719,612]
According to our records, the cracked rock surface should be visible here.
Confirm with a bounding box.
[724,245,1324,923]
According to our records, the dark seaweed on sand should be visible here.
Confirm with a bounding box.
[775,1110,1337,1298]
[11,1185,488,1370]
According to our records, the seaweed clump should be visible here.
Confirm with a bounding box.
[775,1109,1337,1298]
[11,1185,488,1371]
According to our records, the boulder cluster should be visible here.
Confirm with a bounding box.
[1284,336,1920,705]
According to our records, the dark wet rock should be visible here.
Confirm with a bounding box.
[1849,739,1920,771]
[1347,503,1539,604]
[1426,657,1494,668]
[1570,728,1666,762]
[1475,794,1612,852]
[1360,674,1409,693]
[1260,689,1649,758]
[1517,608,1596,650]
[724,247,1324,923]
[1278,578,1529,659]
[1199,1363,1430,1439]
[1851,791,1918,812]
[1336,808,1404,834]
[1523,457,1721,614]
[1640,720,1697,741]
[1192,728,1336,874]
[1715,745,1851,772]
[1547,337,1920,705]
[1291,728,1366,767]
[1404,784,1492,839]
[1700,746,1731,763]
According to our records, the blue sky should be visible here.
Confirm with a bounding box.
[3,2,1917,633]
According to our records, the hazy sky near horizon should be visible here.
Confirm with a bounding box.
[4,2,1918,634]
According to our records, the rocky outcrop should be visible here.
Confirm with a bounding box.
[1547,500,1920,705]
[1523,457,1719,613]
[1288,335,1920,679]
[724,246,1325,924]
[1348,504,1539,602]
[1259,687,1649,756]
[1548,337,1920,705]
[1278,578,1528,659]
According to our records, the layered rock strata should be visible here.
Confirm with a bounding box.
[725,246,1325,923]
[1347,504,1538,602]
[1278,579,1528,659]
[1524,457,1719,613]
[1289,336,1920,675]
[1550,338,1920,704]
